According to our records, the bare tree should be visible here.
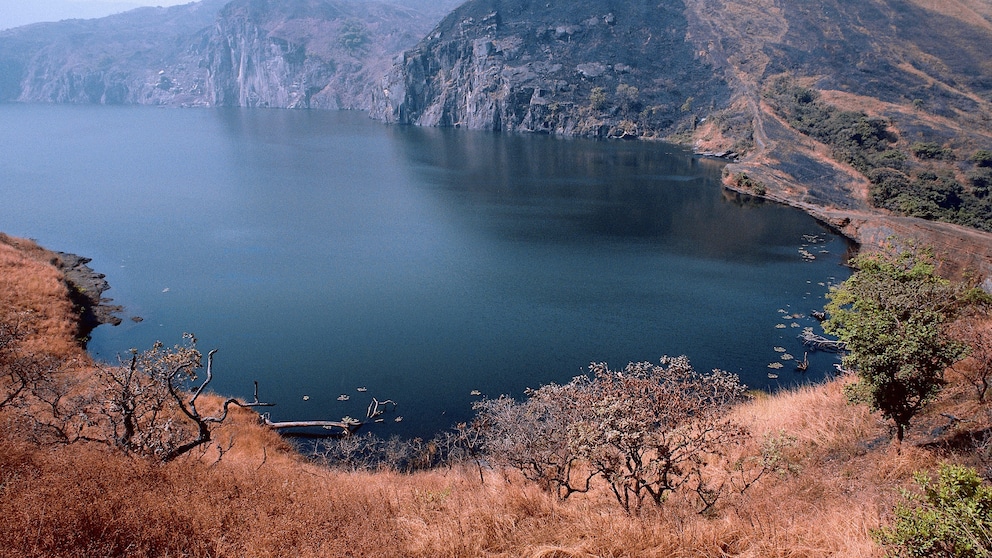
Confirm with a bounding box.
[476,356,750,513]
[1,312,95,445]
[21,365,98,446]
[0,313,62,411]
[98,334,272,462]
[473,382,595,500]
[575,358,749,513]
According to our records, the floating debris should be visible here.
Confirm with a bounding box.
[799,328,846,352]
[777,309,787,313]
[162,287,170,293]
[302,395,310,401]
[356,387,367,392]
[775,324,787,329]
[781,353,794,361]
[340,416,361,426]
[773,346,787,353]
[791,322,801,328]
[768,362,784,369]
[375,419,384,423]
[367,397,397,418]
[394,416,403,423]
[337,394,350,401]
[768,373,780,379]
[470,390,482,396]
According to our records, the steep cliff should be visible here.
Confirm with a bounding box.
[0,0,227,105]
[370,0,732,138]
[0,0,461,109]
[202,0,448,109]
[370,0,992,282]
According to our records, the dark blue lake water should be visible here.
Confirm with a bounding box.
[0,105,850,437]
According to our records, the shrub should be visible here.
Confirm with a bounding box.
[733,172,766,195]
[971,150,992,168]
[910,141,955,161]
[875,464,992,557]
[824,249,969,443]
[475,357,750,513]
[589,87,607,111]
[969,168,992,198]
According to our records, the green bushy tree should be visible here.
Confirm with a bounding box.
[824,248,969,443]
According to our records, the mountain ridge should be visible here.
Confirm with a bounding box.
[0,0,462,109]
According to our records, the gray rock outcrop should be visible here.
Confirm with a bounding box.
[369,0,732,139]
[0,0,461,110]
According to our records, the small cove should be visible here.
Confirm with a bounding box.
[0,105,852,438]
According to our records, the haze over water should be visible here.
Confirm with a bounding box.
[0,104,850,437]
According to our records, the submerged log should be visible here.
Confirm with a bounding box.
[262,416,362,436]
[799,330,846,353]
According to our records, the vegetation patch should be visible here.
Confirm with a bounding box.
[766,79,992,232]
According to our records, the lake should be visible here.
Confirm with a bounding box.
[0,104,851,438]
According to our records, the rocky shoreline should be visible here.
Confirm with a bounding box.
[50,252,124,339]
[718,170,992,293]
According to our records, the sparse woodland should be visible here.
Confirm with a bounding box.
[3,232,992,557]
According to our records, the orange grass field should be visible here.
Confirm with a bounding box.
[1,233,989,557]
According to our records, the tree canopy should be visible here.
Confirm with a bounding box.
[824,248,970,443]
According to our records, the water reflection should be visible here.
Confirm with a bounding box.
[390,123,817,262]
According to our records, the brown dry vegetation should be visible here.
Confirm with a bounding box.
[1,235,990,557]
[0,234,81,359]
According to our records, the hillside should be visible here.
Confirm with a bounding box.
[369,0,732,136]
[0,0,461,109]
[3,232,992,555]
[370,0,992,286]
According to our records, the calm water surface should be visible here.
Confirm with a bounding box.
[0,105,850,437]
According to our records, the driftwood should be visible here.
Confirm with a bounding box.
[162,349,275,461]
[367,397,397,419]
[799,330,846,353]
[257,395,401,438]
[262,416,362,436]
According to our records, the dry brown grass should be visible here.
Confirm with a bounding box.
[0,233,82,360]
[2,234,989,557]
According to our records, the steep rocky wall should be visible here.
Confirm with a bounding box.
[0,0,459,110]
[370,0,732,139]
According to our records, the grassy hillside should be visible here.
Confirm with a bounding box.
[2,234,991,556]
[680,0,992,284]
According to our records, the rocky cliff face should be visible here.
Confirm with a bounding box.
[0,0,461,110]
[0,0,227,105]
[202,0,450,109]
[370,0,732,139]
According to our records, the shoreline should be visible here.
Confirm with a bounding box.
[719,175,992,292]
[50,251,124,340]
